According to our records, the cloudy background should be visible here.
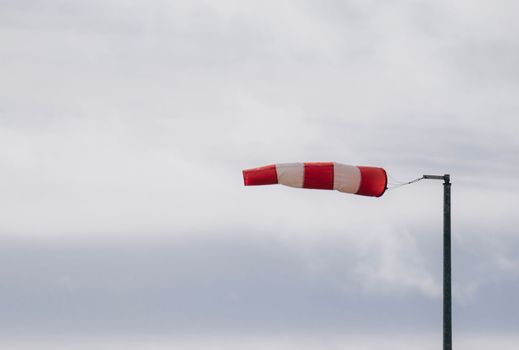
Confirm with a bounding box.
[1,0,519,348]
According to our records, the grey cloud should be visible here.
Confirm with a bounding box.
[1,0,519,347]
[1,231,518,337]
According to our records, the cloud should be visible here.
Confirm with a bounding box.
[1,0,519,346]
[3,333,519,350]
[1,231,518,337]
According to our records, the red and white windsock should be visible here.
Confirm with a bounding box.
[243,162,387,197]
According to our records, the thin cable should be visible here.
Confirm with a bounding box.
[386,175,425,191]
[388,174,408,185]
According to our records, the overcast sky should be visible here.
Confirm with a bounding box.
[1,0,519,349]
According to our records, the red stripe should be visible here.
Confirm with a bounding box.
[356,166,387,197]
[243,164,278,186]
[303,162,334,190]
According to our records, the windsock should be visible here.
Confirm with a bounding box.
[242,162,387,197]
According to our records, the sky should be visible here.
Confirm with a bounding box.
[1,0,519,348]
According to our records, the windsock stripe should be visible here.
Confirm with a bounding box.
[303,162,334,190]
[276,163,304,188]
[333,163,361,193]
[356,166,387,197]
[242,164,278,186]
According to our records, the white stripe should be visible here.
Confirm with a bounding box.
[333,163,361,194]
[276,163,304,188]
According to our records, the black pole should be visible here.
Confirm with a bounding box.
[423,174,452,349]
[443,174,452,350]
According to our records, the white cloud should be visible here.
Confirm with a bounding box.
[1,0,518,340]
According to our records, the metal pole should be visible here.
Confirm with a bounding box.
[443,174,452,350]
[423,174,452,350]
